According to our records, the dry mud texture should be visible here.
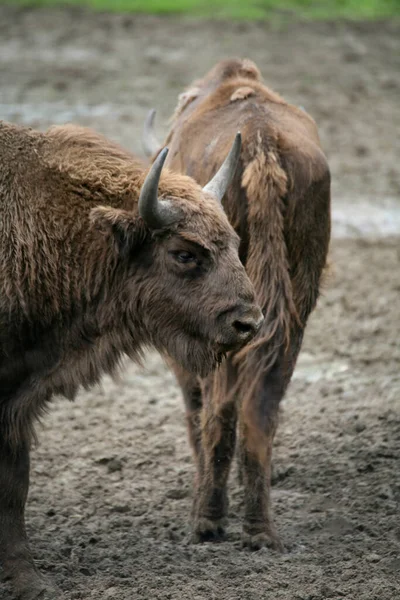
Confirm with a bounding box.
[0,7,400,600]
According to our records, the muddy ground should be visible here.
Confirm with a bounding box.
[0,6,399,600]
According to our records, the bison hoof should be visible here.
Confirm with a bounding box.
[242,527,284,552]
[192,517,227,543]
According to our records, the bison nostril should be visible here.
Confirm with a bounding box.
[233,320,255,335]
[217,308,263,347]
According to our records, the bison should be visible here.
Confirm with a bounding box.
[142,58,331,551]
[0,119,263,599]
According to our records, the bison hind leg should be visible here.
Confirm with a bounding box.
[237,355,287,553]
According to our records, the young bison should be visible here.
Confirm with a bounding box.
[143,58,331,551]
[0,120,263,599]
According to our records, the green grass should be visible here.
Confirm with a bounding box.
[3,0,400,20]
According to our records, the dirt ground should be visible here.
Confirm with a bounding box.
[0,6,400,600]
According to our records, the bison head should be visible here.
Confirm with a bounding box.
[91,134,263,377]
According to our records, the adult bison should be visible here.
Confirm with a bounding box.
[0,120,263,599]
[143,58,331,551]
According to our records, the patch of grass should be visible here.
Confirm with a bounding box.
[3,0,400,20]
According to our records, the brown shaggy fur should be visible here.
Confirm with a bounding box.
[147,58,331,550]
[0,120,261,599]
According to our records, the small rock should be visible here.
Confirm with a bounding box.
[131,506,147,517]
[165,488,188,500]
[321,584,346,597]
[107,458,123,473]
[324,516,353,536]
[271,464,295,485]
[378,485,394,499]
[354,422,366,433]
[333,385,344,395]
[357,462,374,473]
[355,144,369,157]
[111,503,130,514]
[366,552,381,563]
[96,456,122,473]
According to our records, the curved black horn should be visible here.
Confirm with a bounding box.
[138,147,178,229]
[142,109,162,158]
[202,132,242,203]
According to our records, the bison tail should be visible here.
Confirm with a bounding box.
[232,143,300,448]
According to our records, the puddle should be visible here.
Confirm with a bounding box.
[332,198,400,239]
[0,102,128,124]
[292,353,349,383]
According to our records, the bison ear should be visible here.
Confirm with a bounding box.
[174,86,200,116]
[90,206,146,258]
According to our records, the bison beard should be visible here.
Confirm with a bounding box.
[161,334,224,379]
[0,119,262,599]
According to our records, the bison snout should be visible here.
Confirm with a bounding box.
[232,311,264,339]
[217,305,264,349]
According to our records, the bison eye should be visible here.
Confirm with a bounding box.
[175,250,196,264]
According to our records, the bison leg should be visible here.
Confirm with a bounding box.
[193,396,237,542]
[0,436,61,599]
[171,360,238,543]
[239,424,281,551]
[238,358,285,552]
[192,359,239,543]
[168,360,203,469]
[239,331,304,552]
[167,362,208,529]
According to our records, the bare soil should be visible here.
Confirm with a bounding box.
[0,7,399,600]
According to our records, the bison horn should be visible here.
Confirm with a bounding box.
[202,132,242,203]
[142,109,162,158]
[138,147,178,229]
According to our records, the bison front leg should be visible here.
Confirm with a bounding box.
[0,436,61,600]
[171,363,204,470]
[192,389,238,543]
[167,362,209,533]
[171,360,238,543]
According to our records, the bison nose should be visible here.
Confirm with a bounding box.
[228,307,264,344]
